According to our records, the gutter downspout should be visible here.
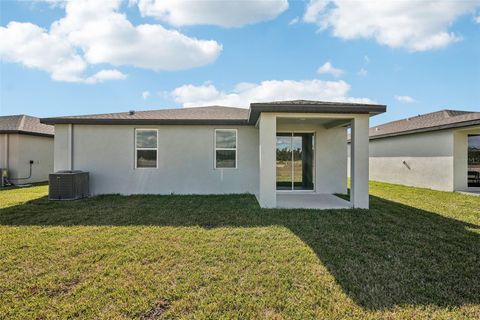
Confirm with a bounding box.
[3,134,8,170]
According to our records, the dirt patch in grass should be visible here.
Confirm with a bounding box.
[47,278,81,297]
[139,300,170,320]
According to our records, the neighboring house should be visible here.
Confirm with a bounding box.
[41,100,386,209]
[0,115,54,184]
[365,110,480,192]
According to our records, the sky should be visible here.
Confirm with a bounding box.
[0,0,479,127]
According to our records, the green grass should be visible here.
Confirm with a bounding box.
[1,182,479,319]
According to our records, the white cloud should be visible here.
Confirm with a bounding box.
[357,68,368,77]
[0,0,222,82]
[142,91,151,100]
[395,95,416,103]
[317,61,344,78]
[0,22,87,82]
[304,0,329,23]
[475,15,480,23]
[303,0,480,51]
[289,17,300,25]
[171,79,373,108]
[52,0,222,70]
[364,55,370,64]
[84,69,127,84]
[134,0,288,27]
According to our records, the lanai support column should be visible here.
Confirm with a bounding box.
[350,114,370,209]
[258,113,277,208]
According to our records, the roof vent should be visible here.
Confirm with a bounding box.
[375,127,380,131]
[129,110,135,115]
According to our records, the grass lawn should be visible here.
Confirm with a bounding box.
[1,182,479,319]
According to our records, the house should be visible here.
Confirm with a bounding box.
[366,110,480,192]
[40,100,386,209]
[0,115,54,185]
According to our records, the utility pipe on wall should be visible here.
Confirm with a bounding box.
[2,134,8,169]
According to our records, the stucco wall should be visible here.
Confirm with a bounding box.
[366,130,455,191]
[55,124,260,195]
[54,122,348,196]
[54,125,70,172]
[0,133,54,183]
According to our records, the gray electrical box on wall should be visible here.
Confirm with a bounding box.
[49,171,89,200]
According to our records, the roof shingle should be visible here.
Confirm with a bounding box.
[370,109,480,139]
[0,115,54,137]
[41,106,250,125]
[40,100,386,125]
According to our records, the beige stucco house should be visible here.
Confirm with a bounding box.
[0,115,54,185]
[41,100,386,209]
[365,110,480,192]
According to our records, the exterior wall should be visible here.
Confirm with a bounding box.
[54,124,71,171]
[55,124,259,195]
[0,133,54,183]
[53,114,363,205]
[367,130,455,191]
[276,123,347,195]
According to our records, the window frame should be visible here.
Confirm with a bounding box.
[214,129,238,169]
[134,128,159,169]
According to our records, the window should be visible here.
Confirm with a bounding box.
[215,129,237,169]
[135,129,158,168]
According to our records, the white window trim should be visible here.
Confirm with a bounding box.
[135,128,158,169]
[214,129,238,169]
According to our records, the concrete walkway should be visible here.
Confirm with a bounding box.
[276,193,351,210]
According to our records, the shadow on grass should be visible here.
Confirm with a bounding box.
[1,193,479,310]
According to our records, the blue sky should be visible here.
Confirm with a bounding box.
[1,0,479,126]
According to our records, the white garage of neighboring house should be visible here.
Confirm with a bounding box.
[41,100,386,209]
[357,109,480,193]
[0,115,54,185]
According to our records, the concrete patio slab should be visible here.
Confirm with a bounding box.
[276,193,351,210]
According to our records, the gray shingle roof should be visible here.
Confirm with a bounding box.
[252,99,382,107]
[40,100,386,125]
[370,109,480,140]
[41,106,250,125]
[0,115,54,137]
[250,100,385,123]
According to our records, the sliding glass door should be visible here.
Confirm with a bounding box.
[276,132,314,191]
[468,135,480,188]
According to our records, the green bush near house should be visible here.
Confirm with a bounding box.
[1,182,479,319]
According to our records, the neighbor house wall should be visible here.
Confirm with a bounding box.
[367,130,455,191]
[55,124,259,195]
[0,133,53,183]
